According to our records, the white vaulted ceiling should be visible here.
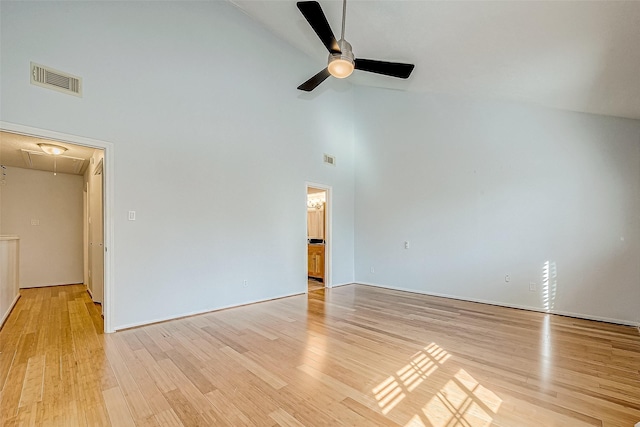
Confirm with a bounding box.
[230,0,640,119]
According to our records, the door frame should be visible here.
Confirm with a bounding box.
[88,156,105,305]
[1,121,115,333]
[305,182,332,289]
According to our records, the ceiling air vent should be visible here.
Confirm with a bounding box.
[323,154,336,166]
[31,62,82,97]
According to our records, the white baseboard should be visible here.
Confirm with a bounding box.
[329,282,353,288]
[356,282,637,327]
[0,294,21,329]
[109,283,640,332]
[114,291,306,331]
[20,282,84,289]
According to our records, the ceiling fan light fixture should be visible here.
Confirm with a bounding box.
[328,58,354,78]
[327,38,355,79]
[38,143,68,156]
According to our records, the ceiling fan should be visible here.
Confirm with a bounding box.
[296,0,415,92]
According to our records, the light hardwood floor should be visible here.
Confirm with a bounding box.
[308,279,325,292]
[1,284,639,426]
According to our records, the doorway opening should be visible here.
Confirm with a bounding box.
[306,184,331,292]
[0,122,113,332]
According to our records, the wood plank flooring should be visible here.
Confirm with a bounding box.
[1,284,639,426]
[308,279,324,292]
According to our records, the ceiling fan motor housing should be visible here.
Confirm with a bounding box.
[327,39,355,78]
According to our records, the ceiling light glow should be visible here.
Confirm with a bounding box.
[328,58,354,78]
[38,143,68,156]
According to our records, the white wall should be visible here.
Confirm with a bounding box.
[0,167,84,288]
[1,1,355,329]
[4,1,637,328]
[354,88,640,325]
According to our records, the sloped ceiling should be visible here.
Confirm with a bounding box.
[231,0,640,119]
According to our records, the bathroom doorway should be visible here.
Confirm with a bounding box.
[306,184,330,291]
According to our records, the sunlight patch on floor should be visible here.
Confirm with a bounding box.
[405,414,427,427]
[423,368,502,427]
[372,342,503,426]
[374,343,450,415]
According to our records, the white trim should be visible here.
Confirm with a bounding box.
[114,291,305,331]
[357,281,638,327]
[20,282,83,289]
[0,121,116,333]
[305,182,332,289]
[329,282,353,288]
[0,294,21,329]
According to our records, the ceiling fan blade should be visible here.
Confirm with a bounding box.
[297,1,341,54]
[297,68,331,92]
[354,59,415,79]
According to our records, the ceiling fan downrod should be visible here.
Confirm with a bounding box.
[340,0,346,40]
[328,0,354,78]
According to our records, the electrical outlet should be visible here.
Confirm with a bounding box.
[529,282,536,292]
[370,267,375,274]
[505,274,510,283]
[404,241,410,249]
[31,219,40,226]
[243,280,248,287]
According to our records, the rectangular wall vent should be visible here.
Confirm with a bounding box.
[323,154,336,166]
[31,62,82,97]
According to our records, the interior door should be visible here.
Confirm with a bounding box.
[89,159,104,305]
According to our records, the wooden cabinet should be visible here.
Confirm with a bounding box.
[307,244,324,281]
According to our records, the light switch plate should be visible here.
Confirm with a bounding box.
[128,211,136,221]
